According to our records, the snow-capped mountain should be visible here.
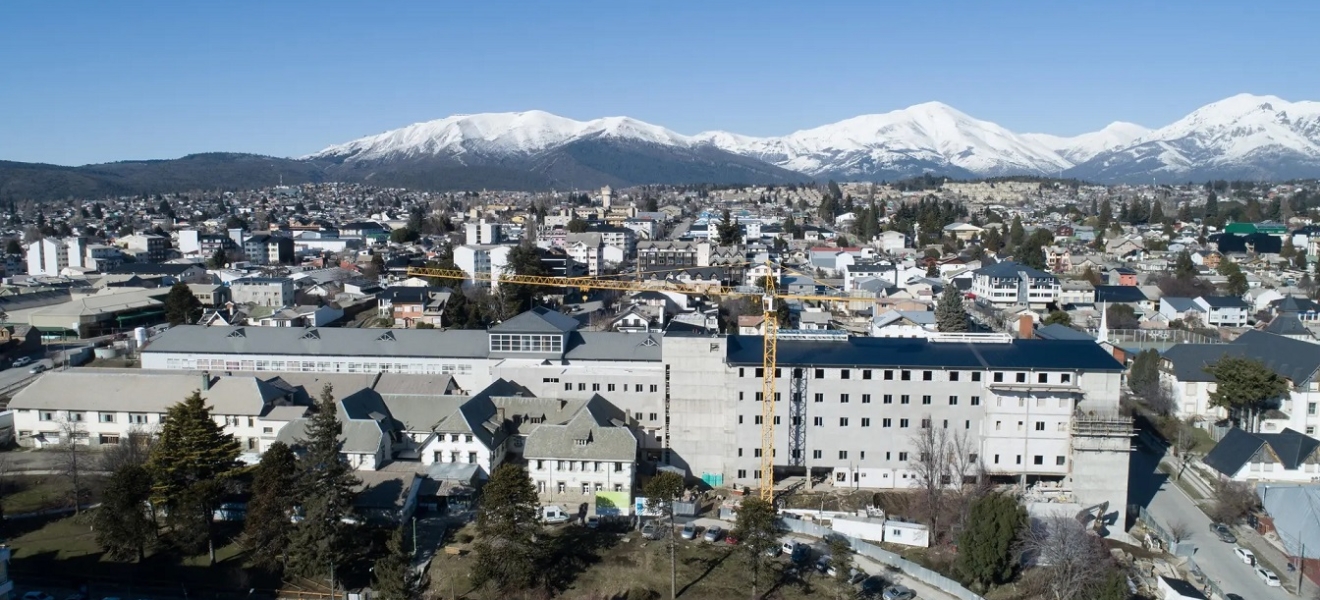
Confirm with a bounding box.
[1066,94,1320,182]
[1022,122,1150,164]
[309,111,694,162]
[693,102,1072,180]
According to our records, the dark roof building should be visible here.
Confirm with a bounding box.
[1162,330,1320,384]
[1203,427,1320,478]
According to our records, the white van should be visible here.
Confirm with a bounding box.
[541,505,570,524]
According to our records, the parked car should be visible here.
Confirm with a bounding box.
[12,356,32,367]
[703,525,724,542]
[859,577,886,596]
[585,515,600,529]
[790,543,811,564]
[780,540,798,556]
[882,585,916,600]
[815,555,833,573]
[22,593,55,600]
[29,364,47,374]
[641,521,661,540]
[1210,522,1237,543]
[680,523,698,540]
[1233,546,1256,565]
[848,568,868,585]
[724,533,738,545]
[763,542,782,557]
[541,505,570,524]
[1257,566,1282,587]
[1225,594,1245,600]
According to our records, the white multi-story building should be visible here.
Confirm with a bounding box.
[454,244,513,289]
[25,237,89,275]
[566,233,604,276]
[231,277,295,307]
[465,220,504,245]
[970,261,1060,308]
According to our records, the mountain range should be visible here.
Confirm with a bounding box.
[4,93,1320,201]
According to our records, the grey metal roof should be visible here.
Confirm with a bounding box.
[144,324,490,359]
[523,396,637,461]
[1161,297,1201,312]
[565,332,663,361]
[1264,313,1312,337]
[1256,484,1320,559]
[726,335,1123,371]
[1035,324,1095,341]
[1162,330,1320,384]
[972,261,1057,281]
[9,371,289,415]
[490,306,582,334]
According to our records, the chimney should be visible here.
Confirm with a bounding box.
[1017,315,1034,339]
[201,370,211,391]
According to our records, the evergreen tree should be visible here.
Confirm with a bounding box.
[242,441,298,570]
[287,385,361,583]
[146,390,241,562]
[935,285,969,332]
[207,248,227,269]
[732,497,782,600]
[643,196,659,212]
[1173,250,1198,280]
[1205,191,1220,225]
[1008,216,1025,247]
[716,209,742,245]
[956,492,1025,590]
[4,239,21,255]
[164,282,203,326]
[782,214,800,239]
[372,526,420,600]
[1149,200,1165,225]
[500,242,549,316]
[95,464,155,562]
[1097,199,1113,231]
[566,218,588,233]
[471,463,543,590]
[1205,357,1290,432]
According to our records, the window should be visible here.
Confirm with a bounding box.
[774,416,781,425]
[755,415,763,425]
[882,418,892,427]
[465,434,473,443]
[69,412,85,422]
[921,418,931,429]
[614,462,623,472]
[1056,456,1066,466]
[841,369,851,379]
[99,413,115,423]
[450,434,459,442]
[1033,455,1044,465]
[862,418,871,427]
[578,383,586,391]
[971,396,981,406]
[899,418,909,428]
[969,453,979,463]
[883,394,893,404]
[650,384,658,393]
[1016,373,1027,383]
[814,393,824,403]
[862,394,871,404]
[489,333,563,353]
[738,448,743,457]
[813,417,823,426]
[1310,403,1317,415]
[839,451,848,459]
[898,451,908,461]
[863,369,872,380]
[635,384,643,392]
[592,383,601,391]
[884,370,894,380]
[922,371,932,381]
[755,392,763,402]
[994,454,1000,464]
[815,369,825,379]
[840,394,850,403]
[1038,373,1048,383]
[754,448,762,457]
[1035,421,1046,431]
[993,372,1004,382]
[737,469,747,479]
[839,418,849,426]
[564,382,572,391]
[901,395,910,405]
[248,417,255,427]
[649,412,657,421]
[558,482,566,493]
[922,395,932,405]
[949,396,958,405]
[995,420,1002,430]
[738,415,744,424]
[755,367,764,378]
[607,384,616,392]
[468,452,477,463]
[39,411,55,421]
[950,371,960,382]
[972,372,982,382]
[901,370,911,381]
[739,391,744,401]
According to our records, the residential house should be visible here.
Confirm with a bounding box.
[231,277,295,307]
[1196,296,1249,328]
[1203,427,1320,483]
[969,261,1060,308]
[1059,280,1096,305]
[1043,245,1072,274]
[378,286,451,327]
[1158,297,1205,325]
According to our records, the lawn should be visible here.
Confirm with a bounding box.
[4,513,277,595]
[429,522,858,600]
[2,474,105,515]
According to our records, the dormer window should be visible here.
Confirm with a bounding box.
[575,438,589,446]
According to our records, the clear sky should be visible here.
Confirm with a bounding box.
[3,0,1318,166]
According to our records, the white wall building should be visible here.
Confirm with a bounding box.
[454,244,513,289]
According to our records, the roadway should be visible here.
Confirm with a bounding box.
[1131,443,1294,600]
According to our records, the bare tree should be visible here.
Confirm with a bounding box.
[57,417,89,514]
[1167,519,1192,543]
[909,416,964,537]
[98,425,155,472]
[1208,480,1258,525]
[1017,515,1114,600]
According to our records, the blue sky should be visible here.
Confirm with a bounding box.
[3,0,1317,165]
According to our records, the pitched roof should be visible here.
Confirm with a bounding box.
[972,261,1056,281]
[522,396,637,461]
[145,324,490,359]
[1162,330,1320,384]
[1264,313,1312,337]
[1093,285,1147,304]
[1161,297,1202,312]
[1200,295,1248,309]
[9,371,289,416]
[1035,323,1095,341]
[490,306,581,334]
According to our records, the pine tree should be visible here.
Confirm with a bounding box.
[287,385,361,583]
[164,282,202,326]
[471,463,543,590]
[372,526,420,600]
[1097,199,1113,231]
[733,497,782,599]
[1149,200,1165,225]
[95,464,155,562]
[501,242,549,316]
[242,441,298,571]
[935,285,968,333]
[716,209,742,245]
[207,248,227,269]
[955,492,1025,590]
[1008,216,1025,247]
[146,390,241,562]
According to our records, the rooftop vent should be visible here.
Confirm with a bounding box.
[376,331,396,342]
[300,329,320,340]
[227,328,246,338]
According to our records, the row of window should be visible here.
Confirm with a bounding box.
[166,357,475,376]
[36,410,268,431]
[532,459,626,472]
[734,454,1067,473]
[489,333,564,353]
[993,420,1069,432]
[742,392,985,406]
[736,367,1073,384]
[538,481,626,494]
[561,381,660,394]
[741,414,973,430]
[433,451,480,464]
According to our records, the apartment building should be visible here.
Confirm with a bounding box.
[25,237,89,275]
[566,233,605,276]
[637,241,698,272]
[243,233,295,265]
[465,219,504,245]
[454,244,513,289]
[230,277,295,307]
[970,261,1060,307]
[119,234,169,263]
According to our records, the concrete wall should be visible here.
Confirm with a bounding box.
[663,335,735,484]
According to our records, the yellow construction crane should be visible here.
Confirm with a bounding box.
[406,263,852,501]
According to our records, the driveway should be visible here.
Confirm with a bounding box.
[1131,443,1295,599]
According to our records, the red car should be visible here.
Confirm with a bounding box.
[724,534,739,545]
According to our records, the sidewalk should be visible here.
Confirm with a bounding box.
[1236,523,1319,598]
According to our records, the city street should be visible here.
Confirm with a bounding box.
[1131,443,1296,600]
